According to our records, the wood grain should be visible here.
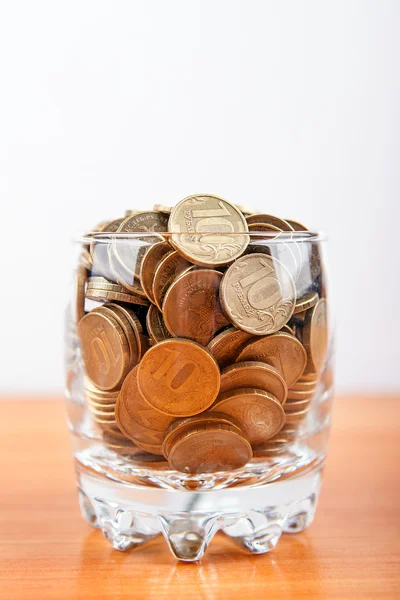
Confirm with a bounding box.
[0,395,399,599]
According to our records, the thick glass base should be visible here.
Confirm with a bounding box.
[76,462,322,561]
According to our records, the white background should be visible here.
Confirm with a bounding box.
[0,0,399,395]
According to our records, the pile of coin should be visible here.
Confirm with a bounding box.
[76,194,329,474]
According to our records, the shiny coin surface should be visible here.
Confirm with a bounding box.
[285,408,309,424]
[163,269,229,346]
[237,332,307,388]
[139,241,171,303]
[284,398,312,411]
[93,305,138,368]
[220,254,296,335]
[165,417,252,474]
[211,388,286,446]
[152,250,191,311]
[294,291,319,314]
[137,338,220,417]
[146,304,172,343]
[104,303,146,362]
[219,361,287,405]
[85,287,150,306]
[207,326,253,369]
[115,397,167,454]
[78,311,130,390]
[169,194,249,266]
[303,298,329,374]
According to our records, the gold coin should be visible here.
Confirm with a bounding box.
[146,304,172,343]
[169,193,249,266]
[139,241,171,303]
[162,269,229,346]
[152,250,192,311]
[75,265,87,325]
[211,388,285,446]
[303,298,329,374]
[220,361,287,405]
[137,338,220,417]
[207,326,253,369]
[220,254,296,335]
[294,291,319,314]
[78,311,130,391]
[85,288,150,306]
[165,416,252,474]
[237,331,307,388]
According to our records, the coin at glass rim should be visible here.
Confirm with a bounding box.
[75,265,87,325]
[139,241,172,303]
[220,254,296,335]
[89,217,125,258]
[107,244,149,297]
[93,305,138,368]
[302,298,329,374]
[162,269,229,346]
[237,331,307,388]
[137,338,220,417]
[78,311,130,391]
[207,326,253,369]
[246,214,295,231]
[153,204,172,213]
[146,304,172,343]
[169,194,249,267]
[118,365,173,433]
[166,418,252,474]
[152,250,192,311]
[294,291,319,314]
[211,388,286,446]
[219,361,288,405]
[85,287,150,306]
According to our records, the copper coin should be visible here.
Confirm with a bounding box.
[162,269,229,346]
[75,265,87,325]
[152,250,191,311]
[220,361,287,405]
[303,298,329,374]
[247,222,282,233]
[85,288,150,306]
[161,412,242,458]
[237,332,307,388]
[286,389,315,401]
[78,311,130,390]
[137,338,220,417]
[93,305,138,368]
[284,398,312,412]
[290,379,318,392]
[285,409,309,424]
[84,378,120,398]
[146,304,172,343]
[220,254,296,335]
[246,214,295,231]
[294,291,319,314]
[115,399,166,453]
[285,219,309,231]
[169,194,249,266]
[104,302,146,362]
[211,388,285,446]
[165,417,252,474]
[207,326,253,369]
[139,241,171,303]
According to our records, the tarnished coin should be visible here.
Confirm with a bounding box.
[220,254,296,335]
[146,304,172,343]
[152,251,192,311]
[163,269,229,346]
[207,326,253,369]
[211,388,286,446]
[78,311,130,390]
[294,291,319,314]
[220,361,287,405]
[169,194,249,266]
[237,332,307,388]
[139,241,171,303]
[137,338,220,417]
[75,265,87,325]
[165,416,252,474]
[303,298,329,374]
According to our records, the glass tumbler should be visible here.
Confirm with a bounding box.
[65,229,333,561]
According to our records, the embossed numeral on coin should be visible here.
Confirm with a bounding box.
[192,201,235,243]
[237,258,281,310]
[91,332,120,373]
[152,349,197,392]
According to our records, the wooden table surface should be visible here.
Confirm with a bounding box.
[0,395,399,599]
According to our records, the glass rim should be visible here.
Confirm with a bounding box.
[78,230,327,244]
